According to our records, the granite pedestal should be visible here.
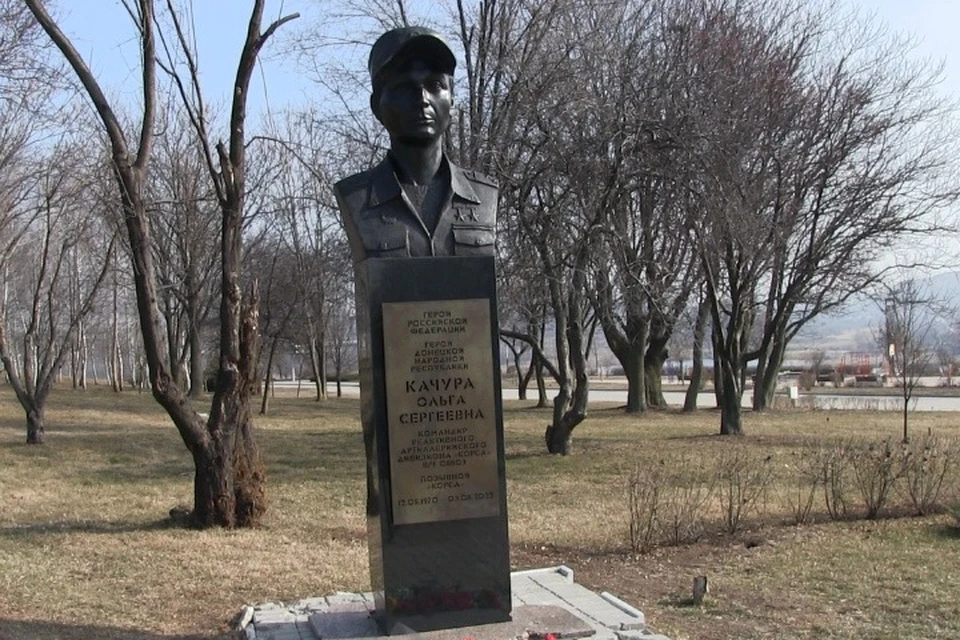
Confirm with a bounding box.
[355,257,511,632]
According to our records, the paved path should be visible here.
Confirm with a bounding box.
[279,380,960,412]
[238,566,669,640]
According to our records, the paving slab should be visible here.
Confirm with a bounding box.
[238,566,671,640]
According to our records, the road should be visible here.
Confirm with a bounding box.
[277,380,960,412]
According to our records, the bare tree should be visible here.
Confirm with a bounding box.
[934,332,957,387]
[456,0,608,454]
[0,136,115,443]
[682,0,803,435]
[497,243,549,404]
[671,0,957,434]
[747,12,958,411]
[149,105,221,397]
[880,278,940,443]
[261,110,352,402]
[588,0,702,412]
[251,242,292,415]
[24,0,298,527]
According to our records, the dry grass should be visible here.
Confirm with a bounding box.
[1,387,959,639]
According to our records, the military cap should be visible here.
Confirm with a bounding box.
[368,26,456,84]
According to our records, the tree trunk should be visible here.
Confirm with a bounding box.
[712,329,724,409]
[309,334,324,401]
[505,341,529,399]
[711,303,747,436]
[192,287,266,527]
[191,409,265,527]
[111,274,123,392]
[684,300,709,412]
[644,334,668,409]
[717,358,743,435]
[518,358,535,400]
[545,359,589,454]
[317,332,328,400]
[535,357,548,408]
[623,347,646,413]
[259,337,278,415]
[71,320,87,389]
[753,337,786,412]
[188,320,204,398]
[902,394,909,443]
[163,296,182,391]
[25,405,44,445]
[544,276,590,455]
[78,323,87,389]
[683,354,703,411]
[335,360,342,397]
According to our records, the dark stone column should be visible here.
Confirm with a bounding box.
[356,256,511,633]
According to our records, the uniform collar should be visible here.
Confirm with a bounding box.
[367,156,401,208]
[449,162,482,205]
[366,153,481,207]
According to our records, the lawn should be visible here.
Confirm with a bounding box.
[0,386,958,639]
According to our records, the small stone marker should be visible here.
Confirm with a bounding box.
[692,576,708,605]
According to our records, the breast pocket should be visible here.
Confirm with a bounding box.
[452,224,495,256]
[362,227,409,258]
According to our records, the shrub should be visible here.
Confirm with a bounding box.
[819,439,853,520]
[627,459,667,553]
[780,443,823,525]
[627,454,716,551]
[716,446,774,534]
[661,454,714,545]
[850,438,906,519]
[901,434,959,515]
[950,503,960,527]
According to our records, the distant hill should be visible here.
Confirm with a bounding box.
[794,271,960,352]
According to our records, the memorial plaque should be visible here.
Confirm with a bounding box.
[383,299,501,525]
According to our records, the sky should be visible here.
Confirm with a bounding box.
[862,0,960,95]
[53,0,960,121]
[56,1,315,121]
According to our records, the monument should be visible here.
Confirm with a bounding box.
[334,26,511,634]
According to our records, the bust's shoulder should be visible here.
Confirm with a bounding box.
[458,166,499,190]
[334,168,374,198]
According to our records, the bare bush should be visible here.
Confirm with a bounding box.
[950,503,960,528]
[780,444,823,524]
[627,459,667,553]
[627,453,716,552]
[716,446,774,534]
[819,439,853,520]
[850,439,906,519]
[661,454,715,545]
[900,434,959,515]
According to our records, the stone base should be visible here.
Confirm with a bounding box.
[237,566,671,640]
[310,604,593,640]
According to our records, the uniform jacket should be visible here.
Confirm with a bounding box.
[334,154,498,262]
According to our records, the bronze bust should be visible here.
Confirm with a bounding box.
[335,26,497,261]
